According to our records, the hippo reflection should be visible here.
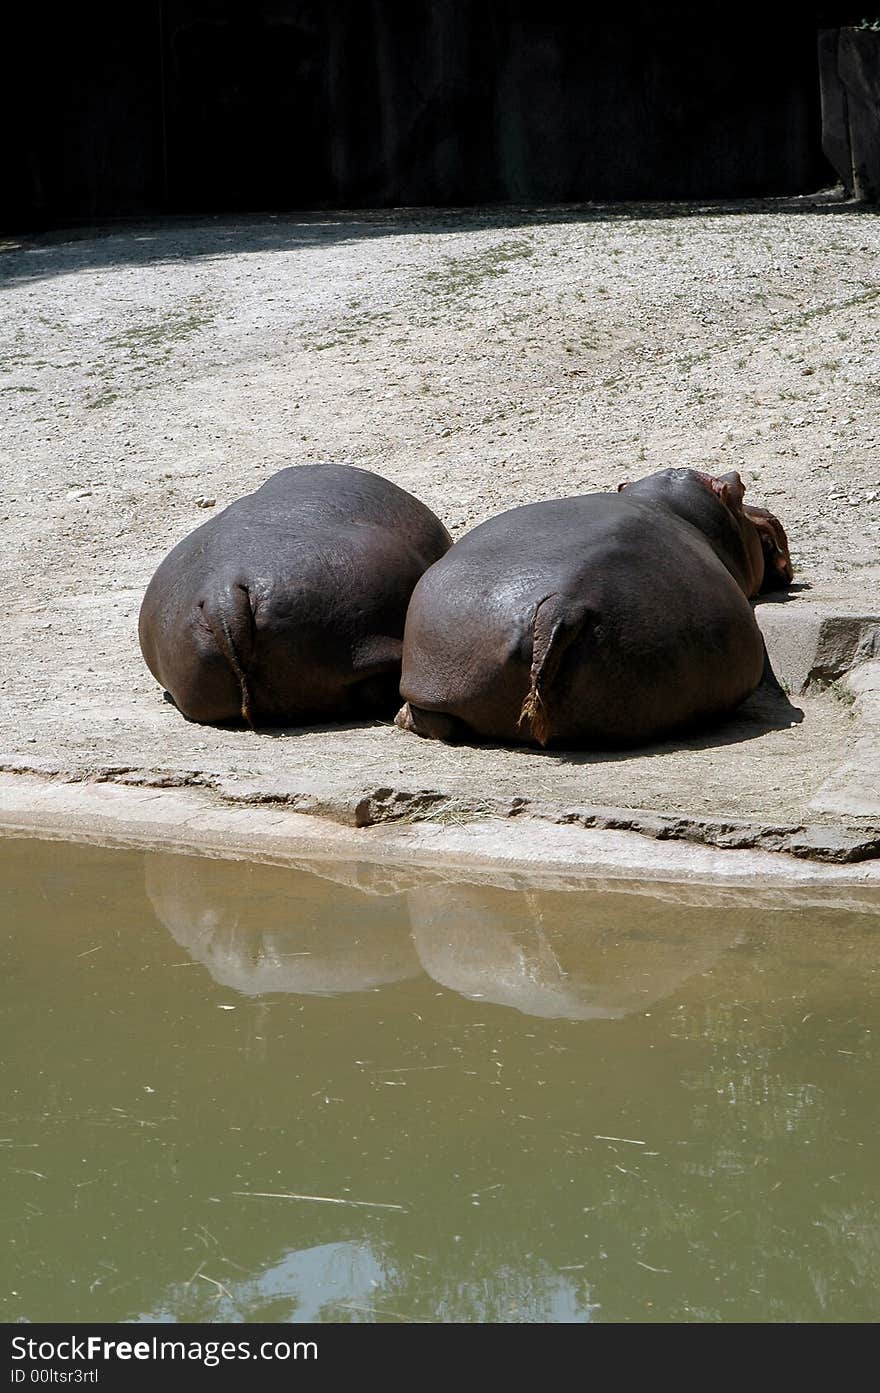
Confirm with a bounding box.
[406,883,743,1019]
[146,853,746,1018]
[144,853,420,995]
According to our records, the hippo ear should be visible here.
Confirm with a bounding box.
[709,475,749,515]
[617,481,630,492]
[709,478,731,508]
[718,470,746,507]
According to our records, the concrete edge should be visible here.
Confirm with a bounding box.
[1,756,878,864]
[1,772,879,896]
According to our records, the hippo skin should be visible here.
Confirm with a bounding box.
[395,467,793,749]
[139,463,451,726]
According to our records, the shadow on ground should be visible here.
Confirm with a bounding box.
[188,678,804,766]
[1,190,874,288]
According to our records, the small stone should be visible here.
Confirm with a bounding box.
[194,496,216,509]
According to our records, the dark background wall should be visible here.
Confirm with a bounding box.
[5,2,829,230]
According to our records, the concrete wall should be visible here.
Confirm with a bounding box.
[819,27,880,200]
[5,2,826,229]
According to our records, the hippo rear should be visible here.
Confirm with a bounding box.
[395,467,792,749]
[139,463,451,727]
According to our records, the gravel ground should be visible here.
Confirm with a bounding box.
[1,192,878,849]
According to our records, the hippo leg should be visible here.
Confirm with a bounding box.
[348,637,407,718]
[395,702,469,743]
[356,672,406,717]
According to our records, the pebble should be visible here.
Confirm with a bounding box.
[194,496,216,509]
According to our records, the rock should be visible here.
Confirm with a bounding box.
[194,496,216,509]
[786,824,880,863]
[758,604,880,693]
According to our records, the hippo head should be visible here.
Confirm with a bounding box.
[696,469,765,596]
[742,503,794,592]
[704,471,794,595]
[618,467,793,598]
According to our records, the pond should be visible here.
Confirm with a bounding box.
[2,835,879,1323]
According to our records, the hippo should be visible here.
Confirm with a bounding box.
[138,463,451,726]
[395,467,793,748]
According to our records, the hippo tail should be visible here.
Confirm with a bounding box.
[518,594,588,747]
[203,584,256,728]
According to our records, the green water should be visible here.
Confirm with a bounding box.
[2,835,879,1324]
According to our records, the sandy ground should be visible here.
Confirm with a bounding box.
[1,193,879,868]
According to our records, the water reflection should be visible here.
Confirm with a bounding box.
[4,836,880,1324]
[145,853,757,1019]
[145,854,420,995]
[408,883,741,1019]
[141,1240,384,1323]
[140,1237,593,1323]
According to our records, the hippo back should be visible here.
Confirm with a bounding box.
[398,489,765,747]
[139,463,451,726]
